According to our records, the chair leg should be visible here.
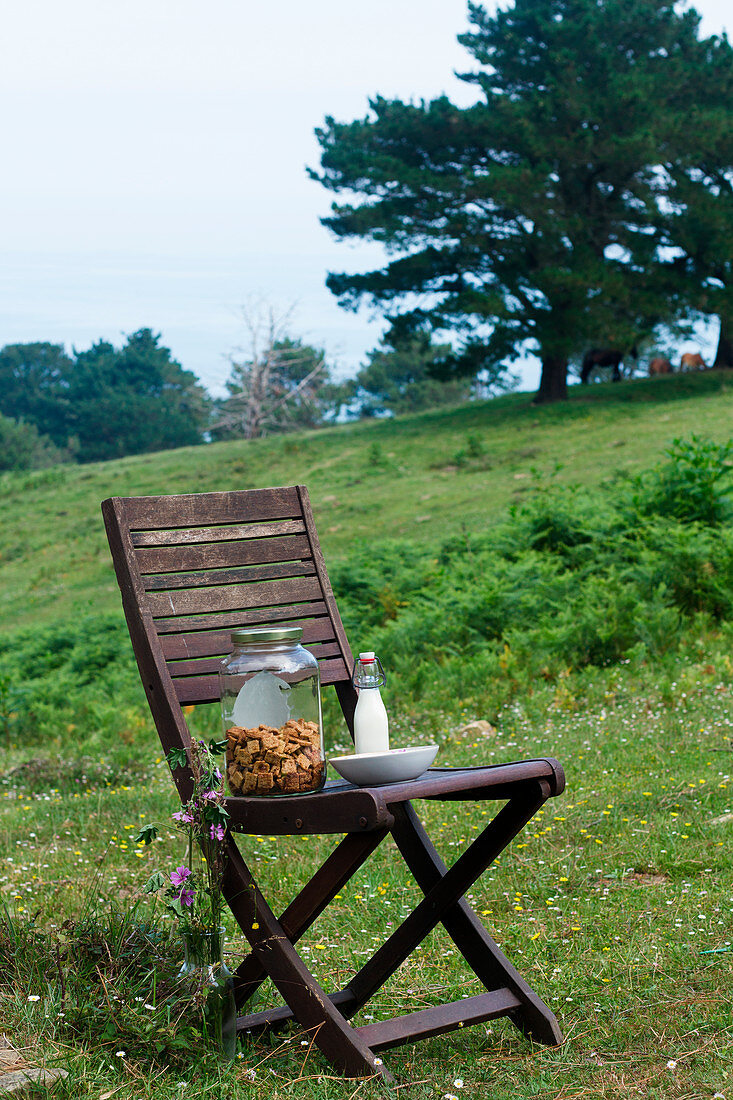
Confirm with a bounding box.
[342,779,559,1040]
[230,828,388,1009]
[222,837,388,1079]
[390,799,562,1045]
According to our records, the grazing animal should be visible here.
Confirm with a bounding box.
[680,352,706,372]
[649,356,673,376]
[580,345,638,384]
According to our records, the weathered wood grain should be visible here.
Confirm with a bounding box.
[172,655,350,701]
[135,533,311,574]
[146,575,323,617]
[160,616,336,660]
[143,559,315,592]
[131,518,305,548]
[124,486,301,529]
[168,641,343,679]
[152,601,329,635]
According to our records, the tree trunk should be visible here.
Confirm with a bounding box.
[533,354,569,403]
[713,314,733,369]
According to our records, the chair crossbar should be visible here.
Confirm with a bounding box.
[236,987,522,1052]
[357,989,523,1052]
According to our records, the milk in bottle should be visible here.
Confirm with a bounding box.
[352,651,389,754]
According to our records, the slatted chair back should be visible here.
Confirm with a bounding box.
[102,486,357,753]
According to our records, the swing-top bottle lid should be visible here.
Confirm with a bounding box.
[353,651,386,688]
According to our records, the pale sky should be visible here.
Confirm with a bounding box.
[1,0,729,396]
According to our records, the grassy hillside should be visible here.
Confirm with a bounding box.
[1,370,732,634]
[1,371,733,1100]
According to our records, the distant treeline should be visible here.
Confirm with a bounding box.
[0,330,210,469]
[0,326,484,470]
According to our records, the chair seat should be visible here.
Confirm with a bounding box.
[224,759,565,835]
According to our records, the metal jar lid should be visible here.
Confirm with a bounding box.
[230,625,303,645]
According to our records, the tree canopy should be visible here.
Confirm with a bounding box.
[659,31,733,368]
[0,342,73,447]
[347,331,475,417]
[213,305,339,439]
[312,0,733,401]
[0,330,210,462]
[67,329,210,462]
[0,414,68,472]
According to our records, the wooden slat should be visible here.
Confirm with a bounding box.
[153,601,330,635]
[135,533,312,575]
[132,518,305,548]
[147,575,322,618]
[168,641,344,679]
[143,560,316,591]
[174,675,229,704]
[160,617,337,661]
[317,657,351,685]
[123,486,301,529]
[357,989,521,1052]
[173,655,350,703]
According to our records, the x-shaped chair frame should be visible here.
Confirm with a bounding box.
[102,485,564,1079]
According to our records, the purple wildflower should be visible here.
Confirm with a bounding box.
[170,866,192,888]
[201,790,218,802]
[178,888,195,907]
[209,823,225,841]
[172,809,194,825]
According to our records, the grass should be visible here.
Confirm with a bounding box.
[1,369,732,634]
[2,653,732,1098]
[1,371,732,1098]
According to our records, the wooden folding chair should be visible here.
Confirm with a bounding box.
[102,485,564,1079]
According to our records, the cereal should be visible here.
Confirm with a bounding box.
[226,719,324,796]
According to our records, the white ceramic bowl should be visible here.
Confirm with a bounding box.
[329,745,438,787]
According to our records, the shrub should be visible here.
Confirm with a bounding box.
[629,435,733,525]
[332,436,733,708]
[0,414,68,471]
[0,614,149,760]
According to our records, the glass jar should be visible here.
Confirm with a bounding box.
[218,625,324,796]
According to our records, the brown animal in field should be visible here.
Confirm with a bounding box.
[680,352,706,371]
[580,344,638,383]
[649,356,673,376]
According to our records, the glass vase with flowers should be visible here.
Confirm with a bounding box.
[134,738,237,1060]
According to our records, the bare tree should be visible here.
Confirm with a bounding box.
[214,301,331,439]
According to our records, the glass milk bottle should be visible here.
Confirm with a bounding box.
[352,651,389,755]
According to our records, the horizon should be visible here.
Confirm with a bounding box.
[1,0,729,398]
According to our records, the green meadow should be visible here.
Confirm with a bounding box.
[1,370,732,1099]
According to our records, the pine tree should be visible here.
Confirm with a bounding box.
[312,0,733,401]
